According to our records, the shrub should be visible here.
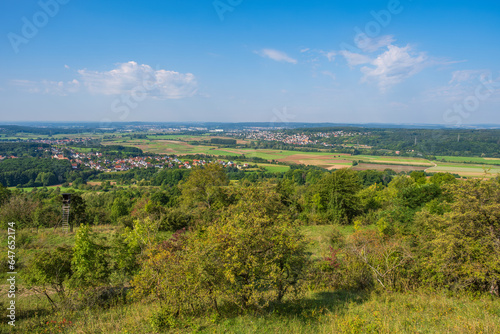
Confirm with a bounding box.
[133,186,309,316]
[418,180,500,295]
[24,246,73,309]
[70,225,110,289]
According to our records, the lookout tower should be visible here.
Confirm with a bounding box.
[61,193,71,231]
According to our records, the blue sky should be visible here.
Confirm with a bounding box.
[1,0,500,125]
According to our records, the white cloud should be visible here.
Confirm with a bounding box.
[78,61,197,99]
[257,49,297,64]
[11,61,198,99]
[321,71,336,80]
[339,51,371,66]
[325,51,336,62]
[449,70,490,84]
[355,34,395,52]
[11,79,80,95]
[360,45,429,91]
[326,37,443,91]
[426,70,500,102]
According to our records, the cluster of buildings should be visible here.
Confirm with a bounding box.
[28,137,94,145]
[242,130,368,147]
[50,147,250,173]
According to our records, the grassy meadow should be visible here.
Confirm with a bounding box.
[2,224,499,333]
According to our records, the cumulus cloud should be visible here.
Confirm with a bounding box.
[257,49,298,64]
[323,36,453,91]
[11,61,198,99]
[78,61,197,99]
[360,45,429,91]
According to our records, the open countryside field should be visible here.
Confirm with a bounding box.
[354,155,434,166]
[352,163,429,173]
[254,163,291,173]
[436,156,500,165]
[427,164,500,177]
[102,137,500,177]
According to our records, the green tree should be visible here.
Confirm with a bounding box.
[430,172,457,185]
[0,184,11,205]
[180,163,229,209]
[70,225,110,289]
[68,193,87,232]
[312,169,362,224]
[110,196,129,222]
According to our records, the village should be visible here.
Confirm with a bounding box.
[240,129,369,146]
[49,146,249,173]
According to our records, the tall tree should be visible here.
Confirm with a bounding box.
[313,169,362,224]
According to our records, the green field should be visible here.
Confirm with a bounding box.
[353,155,433,166]
[255,163,291,173]
[98,137,500,178]
[8,185,76,192]
[436,156,500,165]
[427,164,500,176]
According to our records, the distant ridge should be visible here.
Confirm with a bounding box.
[1,121,500,130]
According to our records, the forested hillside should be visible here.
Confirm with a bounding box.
[0,164,498,333]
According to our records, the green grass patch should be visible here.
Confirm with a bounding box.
[257,164,291,173]
[436,156,500,165]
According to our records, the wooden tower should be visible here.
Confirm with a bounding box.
[61,193,71,232]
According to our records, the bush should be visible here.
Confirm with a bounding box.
[318,230,414,292]
[133,186,309,316]
[159,207,192,231]
[24,246,73,309]
[418,180,500,295]
[70,225,110,289]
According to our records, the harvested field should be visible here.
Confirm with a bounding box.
[278,154,350,164]
[351,163,428,172]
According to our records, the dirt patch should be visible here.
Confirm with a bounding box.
[325,165,351,170]
[352,163,428,172]
[373,160,432,166]
[278,154,349,164]
[87,181,116,186]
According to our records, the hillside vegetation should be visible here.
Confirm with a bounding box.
[0,165,499,333]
